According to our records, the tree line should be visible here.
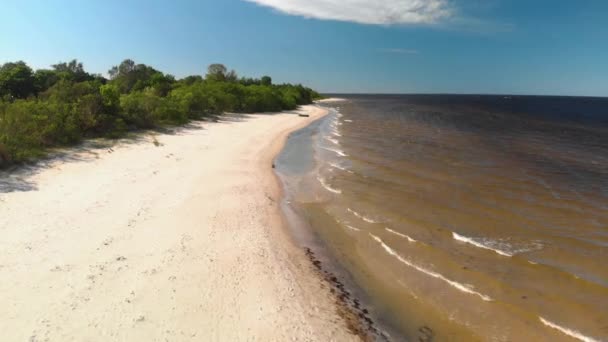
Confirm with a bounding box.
[0,59,322,166]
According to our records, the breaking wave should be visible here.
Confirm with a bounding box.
[321,146,348,157]
[370,233,492,302]
[452,232,542,257]
[345,225,361,232]
[385,228,417,243]
[317,176,341,194]
[453,232,513,257]
[539,317,599,342]
[348,208,378,223]
[325,136,340,145]
[329,162,354,174]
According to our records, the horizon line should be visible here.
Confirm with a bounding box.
[322,92,608,99]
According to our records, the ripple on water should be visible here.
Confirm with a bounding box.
[452,232,543,257]
[347,208,379,223]
[539,317,600,342]
[370,233,493,302]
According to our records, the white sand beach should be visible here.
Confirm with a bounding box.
[0,104,358,341]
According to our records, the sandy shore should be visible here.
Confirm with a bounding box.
[0,104,358,341]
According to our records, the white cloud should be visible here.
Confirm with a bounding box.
[244,0,454,25]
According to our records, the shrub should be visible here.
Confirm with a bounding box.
[119,90,160,128]
[0,59,321,166]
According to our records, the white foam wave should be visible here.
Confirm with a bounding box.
[317,177,341,194]
[453,233,543,257]
[385,228,416,243]
[321,146,348,157]
[329,162,354,174]
[452,232,512,257]
[344,119,353,123]
[332,130,342,137]
[347,208,378,223]
[539,317,599,342]
[345,225,361,232]
[370,233,492,302]
[325,136,340,145]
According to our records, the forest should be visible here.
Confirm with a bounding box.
[0,59,321,166]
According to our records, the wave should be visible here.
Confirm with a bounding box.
[321,146,348,157]
[370,233,492,302]
[348,208,378,223]
[539,317,599,342]
[325,136,340,145]
[344,119,353,123]
[452,232,513,257]
[452,232,543,257]
[332,130,342,137]
[345,225,361,232]
[317,176,341,194]
[385,228,417,243]
[329,162,354,174]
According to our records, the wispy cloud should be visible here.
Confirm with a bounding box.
[244,0,454,25]
[380,48,419,54]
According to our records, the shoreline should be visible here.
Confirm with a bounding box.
[0,104,358,341]
[274,105,399,342]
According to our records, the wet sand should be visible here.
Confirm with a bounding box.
[0,104,360,341]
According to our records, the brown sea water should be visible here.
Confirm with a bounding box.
[276,95,608,341]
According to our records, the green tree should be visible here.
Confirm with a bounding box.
[0,61,36,99]
[150,72,175,97]
[34,69,60,93]
[180,75,203,86]
[52,59,91,82]
[206,64,227,82]
[108,59,164,93]
[261,76,272,86]
[100,84,120,110]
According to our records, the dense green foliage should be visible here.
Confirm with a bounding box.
[0,59,321,166]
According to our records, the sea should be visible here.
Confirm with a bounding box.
[275,95,608,341]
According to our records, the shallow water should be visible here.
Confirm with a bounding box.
[276,95,608,341]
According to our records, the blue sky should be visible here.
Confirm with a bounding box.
[1,0,607,96]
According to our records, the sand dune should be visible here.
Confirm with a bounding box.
[0,105,358,341]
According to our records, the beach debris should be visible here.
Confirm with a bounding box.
[152,136,162,147]
[298,114,310,117]
[304,247,391,341]
[418,326,434,342]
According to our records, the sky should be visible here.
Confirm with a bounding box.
[1,0,607,96]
